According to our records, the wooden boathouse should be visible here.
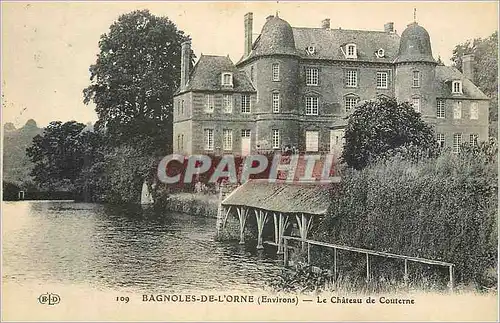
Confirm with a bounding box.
[218,179,334,253]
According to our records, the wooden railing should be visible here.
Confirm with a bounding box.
[282,236,455,291]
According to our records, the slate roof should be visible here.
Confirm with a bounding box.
[434,66,489,100]
[221,179,333,215]
[238,26,401,64]
[177,55,256,94]
[394,22,436,64]
[292,28,401,63]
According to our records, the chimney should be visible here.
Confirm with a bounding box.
[384,22,394,33]
[180,41,191,87]
[321,18,330,29]
[462,54,475,82]
[244,12,253,57]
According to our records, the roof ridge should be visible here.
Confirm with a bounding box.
[292,26,392,34]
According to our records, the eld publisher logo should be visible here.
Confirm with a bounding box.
[38,293,61,306]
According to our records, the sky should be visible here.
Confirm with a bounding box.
[1,1,498,128]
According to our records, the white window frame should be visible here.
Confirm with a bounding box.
[453,101,462,119]
[272,93,280,113]
[272,63,280,81]
[272,129,280,149]
[470,102,479,120]
[452,80,463,94]
[412,70,420,87]
[223,129,233,151]
[305,130,319,152]
[346,69,357,88]
[306,67,319,86]
[221,72,233,87]
[376,72,388,89]
[205,94,215,113]
[223,94,233,113]
[412,97,421,113]
[346,44,357,59]
[436,133,445,148]
[241,94,251,113]
[305,96,319,115]
[241,129,251,138]
[204,129,214,151]
[469,133,478,146]
[453,133,462,154]
[436,100,445,118]
[345,96,359,112]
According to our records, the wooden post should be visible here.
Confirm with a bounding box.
[237,207,248,245]
[366,253,370,282]
[449,265,454,292]
[283,238,289,267]
[332,248,337,282]
[273,213,279,245]
[307,242,311,265]
[255,209,268,249]
[277,213,288,254]
[404,259,408,286]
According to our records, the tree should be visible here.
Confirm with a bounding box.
[83,10,194,155]
[450,32,498,139]
[26,121,96,191]
[341,97,438,170]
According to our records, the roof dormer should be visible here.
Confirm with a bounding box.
[221,72,233,87]
[344,43,357,59]
[452,80,463,94]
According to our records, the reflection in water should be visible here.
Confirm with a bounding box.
[2,201,282,293]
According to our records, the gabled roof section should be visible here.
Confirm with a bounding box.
[221,179,333,215]
[238,27,401,65]
[177,55,256,95]
[293,28,400,63]
[434,66,489,100]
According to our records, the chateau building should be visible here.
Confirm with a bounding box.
[173,13,489,156]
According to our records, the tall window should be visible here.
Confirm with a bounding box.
[272,93,280,113]
[223,129,233,150]
[376,72,388,89]
[469,133,478,146]
[250,66,255,82]
[412,97,421,113]
[412,70,420,87]
[452,80,462,94]
[205,94,214,113]
[470,102,479,120]
[223,94,233,113]
[272,63,280,81]
[305,96,319,115]
[306,68,319,86]
[436,133,445,148]
[345,96,359,112]
[272,129,280,149]
[453,101,462,119]
[204,129,214,151]
[346,70,357,87]
[241,95,251,113]
[453,133,462,154]
[436,100,445,118]
[305,131,319,152]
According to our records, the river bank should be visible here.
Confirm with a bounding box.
[165,192,219,218]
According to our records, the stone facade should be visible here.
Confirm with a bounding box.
[173,13,489,156]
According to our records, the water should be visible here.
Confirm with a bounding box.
[2,201,283,293]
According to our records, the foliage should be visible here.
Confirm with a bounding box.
[26,121,95,191]
[316,140,498,288]
[451,32,498,139]
[271,263,332,294]
[83,9,194,155]
[3,182,21,201]
[341,97,438,170]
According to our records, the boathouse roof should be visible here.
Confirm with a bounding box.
[221,179,333,215]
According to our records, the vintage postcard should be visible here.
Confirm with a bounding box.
[1,1,498,321]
